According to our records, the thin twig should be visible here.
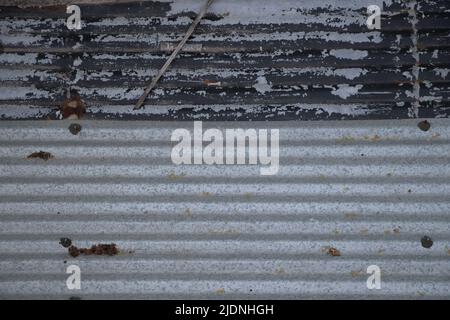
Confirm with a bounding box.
[134,0,215,110]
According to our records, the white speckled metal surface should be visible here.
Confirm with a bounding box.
[0,119,448,299]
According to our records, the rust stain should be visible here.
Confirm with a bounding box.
[344,212,359,220]
[336,136,355,143]
[365,134,381,142]
[184,208,193,218]
[168,172,186,180]
[328,247,341,257]
[323,246,341,257]
[350,269,363,277]
[274,267,286,275]
[216,288,225,294]
[417,291,426,297]
[116,249,135,256]
[27,151,54,161]
[61,90,86,120]
[68,243,119,258]
[203,79,222,87]
[360,228,369,234]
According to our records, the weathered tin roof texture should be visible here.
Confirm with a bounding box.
[0,0,449,300]
[0,119,449,299]
[0,0,449,120]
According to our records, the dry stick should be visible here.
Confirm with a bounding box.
[134,0,215,110]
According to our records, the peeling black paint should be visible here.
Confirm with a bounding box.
[0,0,449,121]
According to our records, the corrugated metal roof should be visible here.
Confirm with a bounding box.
[0,0,450,120]
[0,119,449,299]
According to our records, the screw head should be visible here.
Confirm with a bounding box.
[59,237,72,248]
[68,123,82,135]
[418,120,431,132]
[421,236,433,248]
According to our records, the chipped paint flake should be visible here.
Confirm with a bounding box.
[253,74,272,94]
[329,49,369,60]
[331,84,363,99]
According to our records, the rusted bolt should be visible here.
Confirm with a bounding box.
[418,120,430,131]
[68,123,82,135]
[421,236,433,248]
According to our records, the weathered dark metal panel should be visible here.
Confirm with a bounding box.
[0,0,449,120]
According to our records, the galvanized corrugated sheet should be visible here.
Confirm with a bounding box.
[0,0,450,120]
[0,119,449,299]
